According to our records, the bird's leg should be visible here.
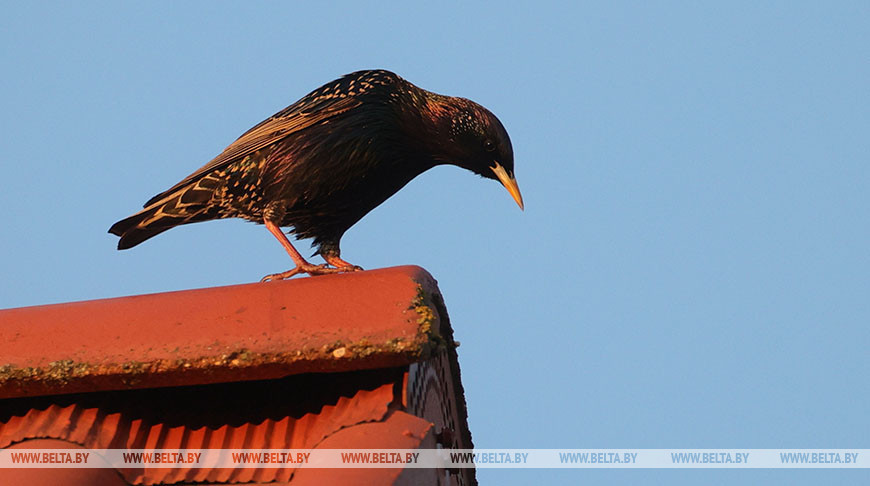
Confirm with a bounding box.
[261,218,341,281]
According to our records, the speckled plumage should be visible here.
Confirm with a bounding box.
[109,69,521,278]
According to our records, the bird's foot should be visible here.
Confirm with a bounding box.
[260,262,362,282]
[323,255,364,273]
[334,264,364,272]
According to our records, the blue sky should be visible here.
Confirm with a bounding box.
[2,2,869,484]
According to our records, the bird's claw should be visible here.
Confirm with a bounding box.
[260,268,300,282]
[260,263,362,282]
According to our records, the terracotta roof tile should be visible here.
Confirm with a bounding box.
[0,266,476,485]
[0,266,442,399]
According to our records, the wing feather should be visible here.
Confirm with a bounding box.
[144,95,362,207]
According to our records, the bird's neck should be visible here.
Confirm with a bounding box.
[404,92,464,168]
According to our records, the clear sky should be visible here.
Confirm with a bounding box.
[2,2,868,484]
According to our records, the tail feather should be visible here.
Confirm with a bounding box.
[109,181,220,249]
[108,209,178,250]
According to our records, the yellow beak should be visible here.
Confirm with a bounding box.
[491,162,524,210]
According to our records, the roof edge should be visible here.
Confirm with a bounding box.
[0,265,447,399]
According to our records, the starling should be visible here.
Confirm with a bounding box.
[109,69,522,281]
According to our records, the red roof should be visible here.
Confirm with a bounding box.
[0,265,441,399]
[0,266,475,485]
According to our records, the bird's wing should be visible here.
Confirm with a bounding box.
[144,94,362,207]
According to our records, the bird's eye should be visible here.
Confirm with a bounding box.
[484,139,496,152]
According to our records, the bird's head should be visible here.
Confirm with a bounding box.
[425,96,523,210]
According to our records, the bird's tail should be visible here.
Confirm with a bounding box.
[109,179,221,249]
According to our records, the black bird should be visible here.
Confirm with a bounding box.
[109,69,522,281]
